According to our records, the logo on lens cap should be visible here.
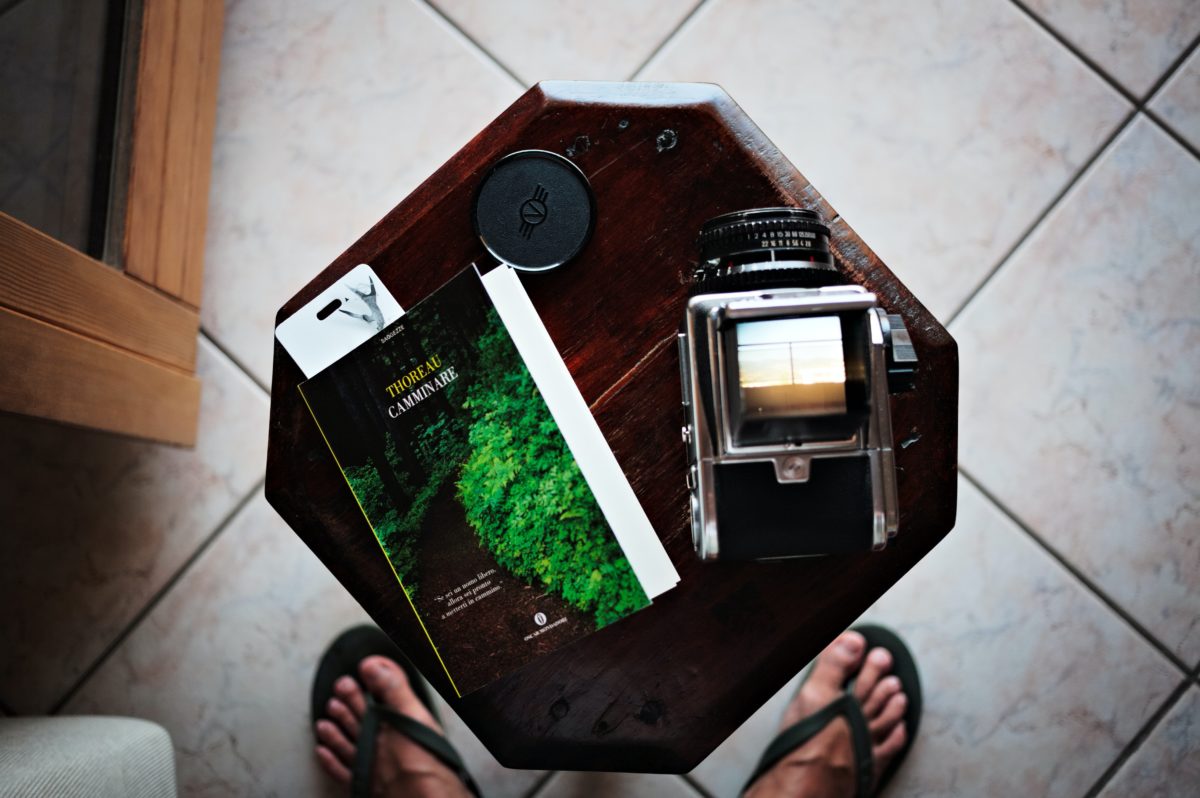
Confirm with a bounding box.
[518,184,549,239]
[534,612,547,626]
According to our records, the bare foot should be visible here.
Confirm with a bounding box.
[314,656,471,798]
[744,631,908,798]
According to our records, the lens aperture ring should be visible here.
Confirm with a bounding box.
[698,208,833,265]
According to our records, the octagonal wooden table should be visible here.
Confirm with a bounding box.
[265,81,957,773]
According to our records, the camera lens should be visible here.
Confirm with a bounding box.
[699,207,833,269]
[693,207,843,294]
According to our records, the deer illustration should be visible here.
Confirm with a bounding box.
[338,276,386,331]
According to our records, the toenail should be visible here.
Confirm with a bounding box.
[883,676,900,690]
[839,636,862,655]
[335,676,355,691]
[870,649,890,665]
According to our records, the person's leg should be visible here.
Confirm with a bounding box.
[314,655,471,798]
[744,631,908,798]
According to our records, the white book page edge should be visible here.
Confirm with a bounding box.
[480,265,680,598]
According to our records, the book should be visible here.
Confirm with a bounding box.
[298,264,678,696]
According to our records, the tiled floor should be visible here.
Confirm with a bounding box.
[2,1,1198,796]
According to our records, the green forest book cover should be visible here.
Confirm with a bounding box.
[299,267,651,696]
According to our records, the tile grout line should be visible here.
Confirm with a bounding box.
[199,327,271,397]
[1138,24,1200,163]
[1007,0,1138,104]
[1134,29,1200,104]
[521,770,558,798]
[944,106,1136,327]
[959,469,1191,676]
[418,0,526,88]
[1144,105,1200,163]
[1082,678,1192,798]
[1009,0,1200,106]
[1129,28,1200,161]
[628,0,712,80]
[681,772,718,798]
[1011,0,1200,169]
[422,0,711,87]
[47,477,266,715]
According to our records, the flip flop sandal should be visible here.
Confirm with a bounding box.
[742,624,922,797]
[312,625,481,798]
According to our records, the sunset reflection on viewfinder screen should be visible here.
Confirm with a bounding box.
[736,316,846,418]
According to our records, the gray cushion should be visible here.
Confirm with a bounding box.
[0,716,176,798]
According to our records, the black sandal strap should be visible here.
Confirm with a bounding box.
[352,703,380,798]
[742,692,874,797]
[842,693,874,798]
[351,701,482,798]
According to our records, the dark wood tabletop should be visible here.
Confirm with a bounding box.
[265,81,957,773]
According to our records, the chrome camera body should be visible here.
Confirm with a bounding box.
[679,208,917,561]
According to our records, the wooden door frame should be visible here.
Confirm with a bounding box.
[0,0,223,446]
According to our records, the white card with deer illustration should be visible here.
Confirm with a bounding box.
[275,263,405,378]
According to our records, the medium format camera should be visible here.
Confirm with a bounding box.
[678,208,917,560]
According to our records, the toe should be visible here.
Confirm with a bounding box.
[808,632,866,691]
[861,675,901,718]
[783,632,865,727]
[869,692,907,741]
[852,646,893,704]
[334,675,368,719]
[327,697,360,740]
[315,718,356,766]
[873,720,907,763]
[359,656,441,731]
[315,745,352,785]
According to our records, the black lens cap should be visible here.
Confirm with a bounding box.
[473,150,595,272]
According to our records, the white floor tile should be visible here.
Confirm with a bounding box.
[955,116,1200,662]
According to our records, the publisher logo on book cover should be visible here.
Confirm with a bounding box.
[534,612,547,627]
